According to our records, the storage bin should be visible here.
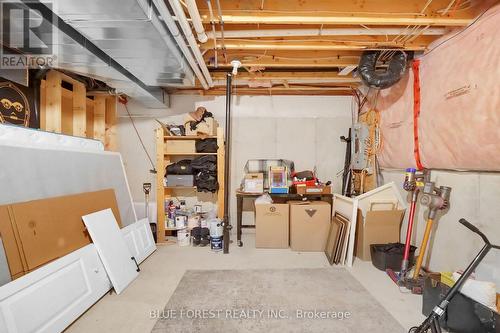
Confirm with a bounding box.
[369,242,416,271]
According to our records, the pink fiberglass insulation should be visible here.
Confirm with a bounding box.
[377,5,500,171]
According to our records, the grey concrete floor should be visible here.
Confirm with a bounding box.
[65,232,424,332]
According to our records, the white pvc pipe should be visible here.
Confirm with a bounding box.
[152,0,209,89]
[170,0,214,87]
[186,0,208,43]
[207,27,447,39]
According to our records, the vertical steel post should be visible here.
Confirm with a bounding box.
[223,73,232,254]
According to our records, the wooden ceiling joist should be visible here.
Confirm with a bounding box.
[171,87,354,96]
[209,71,360,82]
[200,14,472,26]
[186,0,485,95]
[205,50,363,68]
[206,27,448,39]
[195,0,480,20]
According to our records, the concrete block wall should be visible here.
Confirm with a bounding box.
[116,94,352,227]
[116,94,499,284]
[383,170,500,285]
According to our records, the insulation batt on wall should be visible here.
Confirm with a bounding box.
[373,5,500,171]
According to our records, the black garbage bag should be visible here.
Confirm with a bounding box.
[196,139,218,153]
[194,170,218,193]
[191,155,217,172]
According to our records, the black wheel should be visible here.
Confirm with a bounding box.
[237,240,243,247]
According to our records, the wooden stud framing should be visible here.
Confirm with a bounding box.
[105,96,118,151]
[93,96,106,143]
[39,70,117,149]
[156,128,166,243]
[72,81,87,137]
[43,70,62,133]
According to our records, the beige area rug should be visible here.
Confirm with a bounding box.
[151,268,405,333]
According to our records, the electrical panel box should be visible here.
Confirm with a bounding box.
[351,123,369,171]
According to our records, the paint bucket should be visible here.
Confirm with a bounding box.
[209,218,223,238]
[175,215,187,229]
[187,216,200,229]
[200,218,208,228]
[210,236,223,252]
[177,228,190,247]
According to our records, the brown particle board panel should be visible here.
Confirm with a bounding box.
[0,189,122,279]
[0,206,24,279]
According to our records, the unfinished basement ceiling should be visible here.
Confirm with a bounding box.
[170,0,493,95]
[52,0,193,87]
[3,0,196,107]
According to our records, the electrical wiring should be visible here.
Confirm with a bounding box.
[420,0,434,14]
[206,0,219,68]
[214,0,228,63]
[120,97,157,174]
[420,5,494,58]
[237,53,359,62]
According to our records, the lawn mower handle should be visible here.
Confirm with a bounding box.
[459,218,490,245]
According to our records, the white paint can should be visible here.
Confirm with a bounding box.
[209,218,223,238]
[177,229,190,247]
[175,215,187,229]
[187,216,200,229]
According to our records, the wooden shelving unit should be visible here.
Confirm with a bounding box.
[155,127,225,243]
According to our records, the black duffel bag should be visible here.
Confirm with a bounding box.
[166,159,192,175]
[196,139,218,153]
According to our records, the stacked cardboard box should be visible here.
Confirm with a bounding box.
[255,201,331,252]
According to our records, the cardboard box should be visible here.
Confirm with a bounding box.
[243,173,264,193]
[289,201,331,252]
[165,140,196,154]
[0,189,122,279]
[255,204,289,248]
[355,209,405,261]
[295,185,332,195]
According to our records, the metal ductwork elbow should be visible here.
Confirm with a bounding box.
[358,50,411,89]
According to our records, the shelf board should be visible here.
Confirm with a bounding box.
[165,152,217,156]
[164,227,186,231]
[164,135,217,140]
[164,186,196,190]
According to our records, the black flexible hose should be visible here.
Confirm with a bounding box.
[358,50,409,89]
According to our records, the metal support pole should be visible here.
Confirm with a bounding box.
[223,73,232,254]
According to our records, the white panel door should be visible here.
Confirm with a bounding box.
[121,218,156,264]
[82,209,139,294]
[0,244,111,333]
